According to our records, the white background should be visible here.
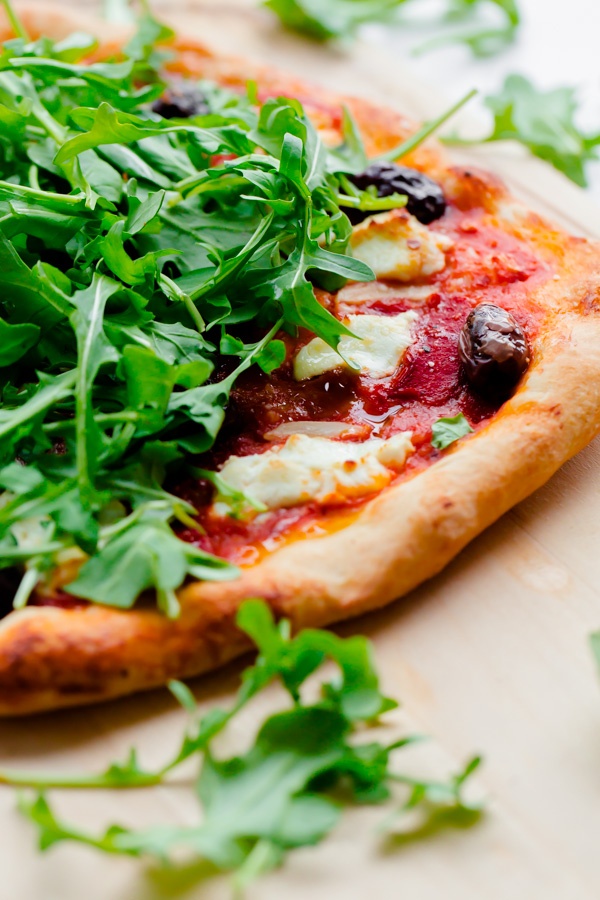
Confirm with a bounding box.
[364,0,600,201]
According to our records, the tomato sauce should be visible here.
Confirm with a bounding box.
[174,205,551,565]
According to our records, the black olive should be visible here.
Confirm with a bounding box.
[459,303,530,397]
[151,82,210,119]
[347,162,446,225]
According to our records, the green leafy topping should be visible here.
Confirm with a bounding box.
[483,75,600,187]
[0,2,477,616]
[431,413,474,450]
[0,9,386,612]
[5,599,483,887]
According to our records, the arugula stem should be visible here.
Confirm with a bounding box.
[180,293,206,333]
[43,411,142,434]
[376,88,477,163]
[0,542,66,561]
[27,165,40,191]
[31,102,67,146]
[12,566,40,610]
[176,174,249,200]
[221,316,285,388]
[0,0,29,41]
[189,212,275,302]
[0,180,85,208]
[0,769,163,789]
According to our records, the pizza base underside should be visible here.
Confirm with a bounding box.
[1,5,600,715]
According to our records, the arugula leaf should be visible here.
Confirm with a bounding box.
[124,188,166,234]
[0,318,40,365]
[195,467,268,519]
[7,599,482,887]
[0,370,77,450]
[481,75,600,187]
[69,275,121,501]
[264,0,520,55]
[431,413,474,450]
[413,0,520,58]
[264,0,404,41]
[66,510,237,617]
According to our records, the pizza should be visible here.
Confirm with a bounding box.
[1,5,600,715]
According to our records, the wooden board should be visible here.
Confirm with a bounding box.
[2,3,600,897]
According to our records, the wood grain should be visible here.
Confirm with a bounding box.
[1,2,600,898]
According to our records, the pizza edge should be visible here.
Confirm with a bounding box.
[1,6,600,715]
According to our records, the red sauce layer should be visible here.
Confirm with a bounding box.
[174,205,550,565]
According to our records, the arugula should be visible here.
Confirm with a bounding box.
[431,413,474,450]
[0,0,472,616]
[0,3,373,609]
[264,0,521,55]
[413,0,521,58]
[481,75,600,187]
[4,600,482,888]
[377,88,477,163]
[263,0,405,41]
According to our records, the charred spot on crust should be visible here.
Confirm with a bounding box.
[459,303,531,398]
[346,162,446,225]
[151,82,210,119]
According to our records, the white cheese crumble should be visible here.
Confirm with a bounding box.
[349,209,452,281]
[294,310,418,381]
[212,432,414,517]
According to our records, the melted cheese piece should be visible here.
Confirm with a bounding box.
[212,432,414,516]
[294,310,418,381]
[350,209,452,281]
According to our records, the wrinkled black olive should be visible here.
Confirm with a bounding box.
[151,82,210,119]
[347,162,446,225]
[459,303,530,397]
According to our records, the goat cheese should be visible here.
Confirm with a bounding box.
[294,310,417,381]
[350,209,452,281]
[212,432,414,516]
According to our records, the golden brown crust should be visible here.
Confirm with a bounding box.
[1,6,600,714]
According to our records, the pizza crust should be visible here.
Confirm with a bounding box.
[1,6,600,714]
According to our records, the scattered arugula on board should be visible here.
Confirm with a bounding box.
[264,0,404,41]
[0,0,474,617]
[1,599,483,890]
[263,0,521,56]
[431,413,473,450]
[411,0,520,58]
[446,74,600,186]
[480,75,600,188]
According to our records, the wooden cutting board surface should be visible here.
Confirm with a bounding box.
[2,3,600,898]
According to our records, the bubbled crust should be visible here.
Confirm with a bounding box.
[1,6,600,714]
